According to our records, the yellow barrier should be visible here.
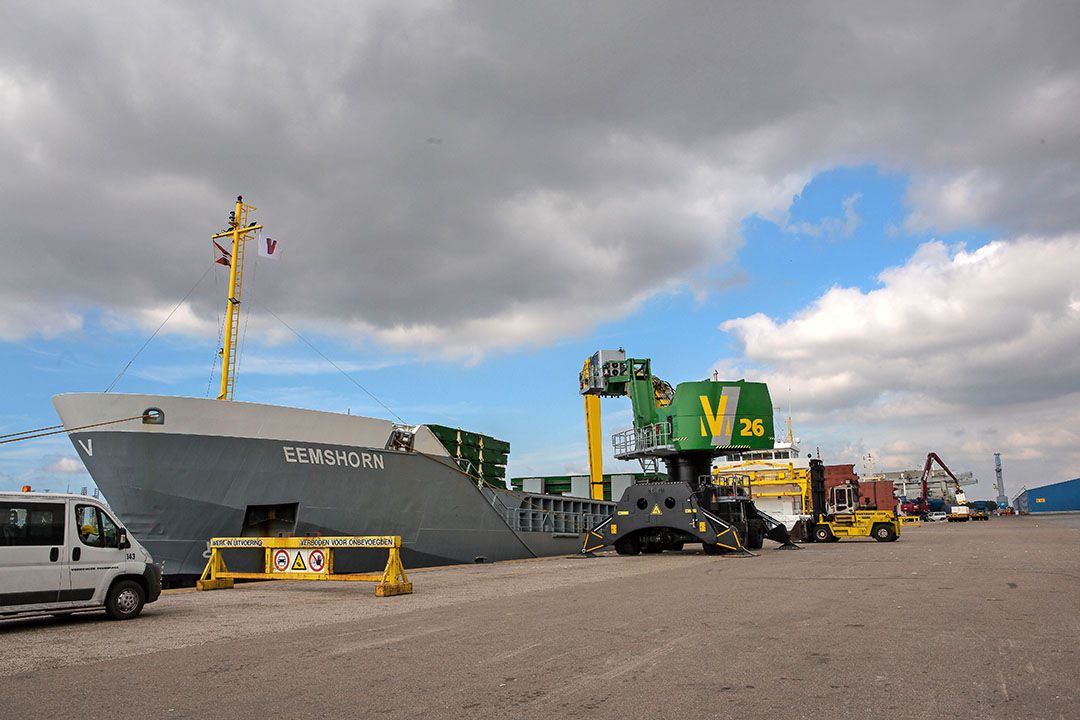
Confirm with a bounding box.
[898,516,922,527]
[196,536,412,596]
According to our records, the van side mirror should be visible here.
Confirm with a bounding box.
[119,531,131,550]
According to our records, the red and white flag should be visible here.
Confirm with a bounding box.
[212,240,232,267]
[258,236,282,260]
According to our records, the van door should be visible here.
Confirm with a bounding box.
[65,503,124,605]
[0,500,66,611]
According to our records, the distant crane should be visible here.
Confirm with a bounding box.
[994,453,1009,508]
[901,453,966,516]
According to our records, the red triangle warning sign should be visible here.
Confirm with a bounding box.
[291,552,307,571]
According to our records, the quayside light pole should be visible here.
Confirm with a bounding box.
[212,196,263,400]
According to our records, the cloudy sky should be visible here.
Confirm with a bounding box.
[2,1,1078,499]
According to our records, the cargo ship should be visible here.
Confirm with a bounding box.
[53,198,612,581]
[52,393,612,581]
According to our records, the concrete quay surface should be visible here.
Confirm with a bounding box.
[2,516,1078,719]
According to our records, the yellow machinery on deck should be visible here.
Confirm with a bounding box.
[713,460,812,518]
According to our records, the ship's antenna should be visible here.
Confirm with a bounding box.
[211,196,263,400]
[786,385,794,445]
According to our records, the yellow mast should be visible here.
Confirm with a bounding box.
[211,196,263,400]
[584,394,604,500]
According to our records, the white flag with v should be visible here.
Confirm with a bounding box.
[258,236,282,260]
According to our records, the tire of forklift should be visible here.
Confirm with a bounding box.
[641,545,663,554]
[614,536,641,556]
[872,523,897,543]
[813,525,833,542]
[665,542,685,552]
[747,520,765,550]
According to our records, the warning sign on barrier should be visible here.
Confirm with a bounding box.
[269,548,330,575]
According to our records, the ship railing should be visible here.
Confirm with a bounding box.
[502,508,612,535]
[485,488,516,516]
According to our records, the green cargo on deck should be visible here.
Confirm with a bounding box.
[427,424,509,486]
[511,473,663,501]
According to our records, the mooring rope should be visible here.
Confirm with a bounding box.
[251,298,406,424]
[105,263,214,393]
[0,423,64,440]
[0,414,147,445]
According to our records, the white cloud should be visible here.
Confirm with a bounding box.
[0,2,1077,356]
[784,192,862,239]
[719,234,1080,491]
[43,456,85,474]
[0,295,82,341]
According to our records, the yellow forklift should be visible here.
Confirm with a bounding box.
[806,459,900,543]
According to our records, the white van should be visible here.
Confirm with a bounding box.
[1,491,161,620]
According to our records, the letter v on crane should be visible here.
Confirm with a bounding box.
[699,395,728,438]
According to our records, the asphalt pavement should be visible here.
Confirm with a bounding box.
[2,516,1077,720]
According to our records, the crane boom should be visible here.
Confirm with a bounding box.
[919,452,966,513]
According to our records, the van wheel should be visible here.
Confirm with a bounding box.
[105,580,145,620]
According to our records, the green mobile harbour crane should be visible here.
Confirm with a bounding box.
[579,350,796,555]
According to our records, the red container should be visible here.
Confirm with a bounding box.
[821,466,897,511]
[824,464,858,484]
[857,480,897,511]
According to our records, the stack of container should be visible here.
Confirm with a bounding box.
[426,424,509,487]
[857,480,898,512]
[823,465,898,512]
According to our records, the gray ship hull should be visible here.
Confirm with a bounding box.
[53,393,612,578]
